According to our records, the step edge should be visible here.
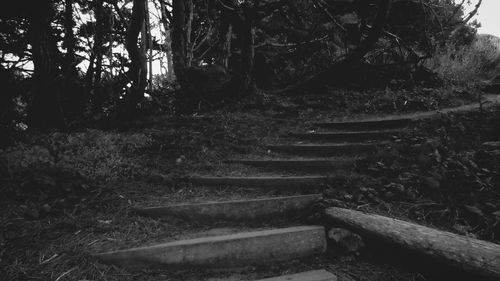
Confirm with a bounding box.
[94,225,325,256]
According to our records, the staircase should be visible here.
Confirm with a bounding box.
[93,115,412,280]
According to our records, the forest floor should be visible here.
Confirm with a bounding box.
[1,86,500,281]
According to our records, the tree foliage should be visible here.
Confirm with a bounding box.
[0,0,485,130]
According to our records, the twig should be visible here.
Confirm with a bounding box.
[254,35,328,49]
[55,267,77,281]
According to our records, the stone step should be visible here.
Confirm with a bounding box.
[256,270,337,281]
[94,226,327,269]
[134,194,322,221]
[226,158,356,170]
[268,143,382,156]
[315,118,412,131]
[188,176,328,188]
[289,130,401,142]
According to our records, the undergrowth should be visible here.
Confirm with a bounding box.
[346,106,500,242]
[0,91,497,281]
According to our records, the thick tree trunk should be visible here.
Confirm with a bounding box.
[124,0,147,114]
[325,207,500,280]
[236,8,254,95]
[220,0,255,96]
[27,0,64,129]
[171,0,193,88]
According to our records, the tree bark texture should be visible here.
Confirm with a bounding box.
[171,0,193,88]
[63,0,77,76]
[325,207,500,280]
[27,0,64,128]
[125,0,147,113]
[220,0,255,96]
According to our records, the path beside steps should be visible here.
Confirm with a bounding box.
[93,97,498,280]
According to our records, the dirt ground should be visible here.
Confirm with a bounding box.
[1,88,499,281]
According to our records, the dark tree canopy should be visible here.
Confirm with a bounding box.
[0,0,485,129]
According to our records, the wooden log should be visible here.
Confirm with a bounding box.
[324,207,500,280]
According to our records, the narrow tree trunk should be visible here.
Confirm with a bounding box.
[171,0,193,88]
[108,11,115,76]
[166,32,174,80]
[124,0,147,114]
[28,0,64,129]
[159,0,174,80]
[145,0,153,92]
[63,0,77,76]
[93,0,105,88]
[217,13,232,69]
[325,207,500,280]
[185,1,193,67]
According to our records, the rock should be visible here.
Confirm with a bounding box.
[146,173,174,185]
[343,194,353,201]
[176,155,186,164]
[327,228,365,253]
[385,183,405,194]
[452,224,471,235]
[492,210,500,220]
[383,191,395,199]
[422,176,440,190]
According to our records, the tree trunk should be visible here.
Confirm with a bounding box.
[219,0,255,96]
[325,207,500,280]
[63,0,77,76]
[166,32,174,80]
[124,0,147,114]
[236,6,254,95]
[219,25,232,69]
[27,0,64,129]
[159,0,174,80]
[171,0,193,88]
[93,0,105,89]
[145,0,153,92]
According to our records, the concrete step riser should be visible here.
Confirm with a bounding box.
[257,270,337,281]
[268,145,379,156]
[188,176,327,188]
[315,119,411,131]
[134,194,322,221]
[290,132,397,142]
[95,226,327,269]
[227,160,356,171]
